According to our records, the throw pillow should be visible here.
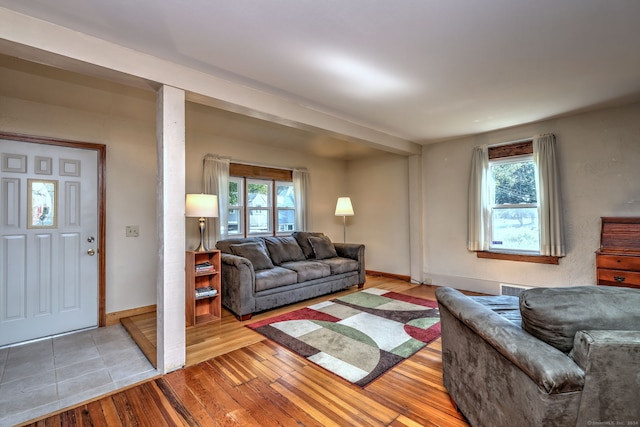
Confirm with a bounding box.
[308,235,338,260]
[216,237,262,254]
[263,236,306,265]
[292,231,325,259]
[229,241,274,271]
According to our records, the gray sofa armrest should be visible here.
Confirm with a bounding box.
[220,253,256,318]
[334,242,365,284]
[436,287,584,394]
[573,330,640,425]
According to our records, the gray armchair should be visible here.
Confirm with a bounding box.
[436,286,640,427]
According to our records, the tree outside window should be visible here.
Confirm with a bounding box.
[489,157,539,252]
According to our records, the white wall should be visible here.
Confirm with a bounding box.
[423,102,640,294]
[347,153,411,275]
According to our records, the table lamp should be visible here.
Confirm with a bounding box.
[185,194,219,252]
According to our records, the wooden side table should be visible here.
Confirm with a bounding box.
[185,250,221,326]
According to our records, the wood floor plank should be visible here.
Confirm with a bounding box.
[21,277,470,427]
[95,396,123,427]
[83,400,110,427]
[153,377,200,427]
[109,391,139,426]
[179,366,243,426]
[270,378,347,427]
[140,381,188,427]
[243,372,323,427]
[160,372,223,426]
[199,361,296,427]
[287,366,397,426]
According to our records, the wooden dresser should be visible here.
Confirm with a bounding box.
[596,217,640,289]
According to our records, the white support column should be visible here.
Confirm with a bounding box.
[156,85,186,373]
[408,153,424,284]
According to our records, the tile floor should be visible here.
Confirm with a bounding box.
[0,324,157,427]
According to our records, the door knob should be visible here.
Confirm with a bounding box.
[87,248,96,256]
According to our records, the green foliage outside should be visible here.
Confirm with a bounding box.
[492,161,536,204]
[229,181,239,205]
[488,159,541,251]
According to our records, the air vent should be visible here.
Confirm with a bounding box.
[500,283,531,297]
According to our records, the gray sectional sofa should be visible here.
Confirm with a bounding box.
[216,232,365,320]
[436,285,640,427]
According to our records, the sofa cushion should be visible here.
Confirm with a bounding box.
[519,286,640,353]
[317,257,359,275]
[280,260,331,282]
[229,241,274,271]
[263,236,306,265]
[309,235,338,259]
[255,266,298,292]
[292,231,325,259]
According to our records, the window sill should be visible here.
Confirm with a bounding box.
[476,251,561,265]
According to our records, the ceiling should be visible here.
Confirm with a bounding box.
[1,0,640,147]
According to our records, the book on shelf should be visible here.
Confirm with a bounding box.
[195,261,215,273]
[195,286,218,298]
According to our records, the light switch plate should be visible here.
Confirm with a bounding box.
[126,225,139,237]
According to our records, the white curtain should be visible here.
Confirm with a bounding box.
[534,134,565,256]
[203,154,230,246]
[467,145,490,251]
[293,168,310,231]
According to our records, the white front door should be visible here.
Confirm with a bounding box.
[0,138,99,346]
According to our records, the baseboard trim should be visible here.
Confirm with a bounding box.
[106,304,156,326]
[365,270,411,282]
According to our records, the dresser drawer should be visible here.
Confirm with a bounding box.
[596,254,640,271]
[597,268,640,288]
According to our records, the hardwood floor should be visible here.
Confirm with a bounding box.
[21,276,470,426]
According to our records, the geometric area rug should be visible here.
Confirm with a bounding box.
[246,288,440,387]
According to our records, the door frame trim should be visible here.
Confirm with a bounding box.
[0,131,107,326]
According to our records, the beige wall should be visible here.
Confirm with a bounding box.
[184,102,351,248]
[1,56,377,315]
[6,53,639,309]
[1,55,159,314]
[347,153,411,276]
[423,102,640,294]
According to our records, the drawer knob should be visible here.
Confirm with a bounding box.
[614,276,626,282]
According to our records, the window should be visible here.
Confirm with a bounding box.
[276,182,295,232]
[227,164,297,237]
[228,177,243,235]
[489,155,539,253]
[247,179,272,234]
[468,136,565,264]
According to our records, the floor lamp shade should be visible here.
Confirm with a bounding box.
[335,197,354,243]
[186,194,219,251]
[335,197,354,216]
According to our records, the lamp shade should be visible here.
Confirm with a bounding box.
[185,194,219,218]
[335,197,354,216]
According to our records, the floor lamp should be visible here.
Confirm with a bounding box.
[335,197,354,243]
[185,194,219,252]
